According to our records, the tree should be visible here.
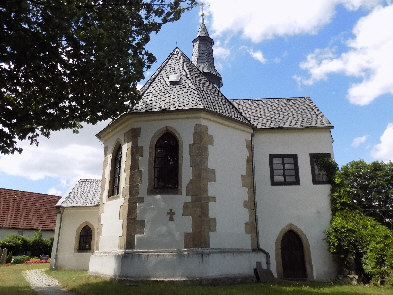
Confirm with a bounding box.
[332,160,393,228]
[0,0,195,154]
[325,159,393,284]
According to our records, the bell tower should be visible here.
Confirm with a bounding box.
[191,10,223,88]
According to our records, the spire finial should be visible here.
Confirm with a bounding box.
[201,3,205,24]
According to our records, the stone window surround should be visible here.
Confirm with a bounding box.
[275,223,314,281]
[309,153,331,185]
[147,126,183,195]
[269,154,300,186]
[74,221,95,253]
[107,140,123,200]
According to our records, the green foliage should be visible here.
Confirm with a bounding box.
[0,231,53,257]
[326,160,393,285]
[30,231,53,257]
[337,160,393,227]
[0,0,196,154]
[314,155,338,185]
[0,234,30,256]
[11,255,30,264]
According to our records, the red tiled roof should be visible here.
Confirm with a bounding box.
[0,188,60,231]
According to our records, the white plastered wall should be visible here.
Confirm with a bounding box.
[98,135,126,252]
[97,111,254,251]
[253,128,336,280]
[206,118,253,249]
[52,206,98,270]
[135,117,197,250]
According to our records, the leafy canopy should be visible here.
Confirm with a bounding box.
[0,0,195,154]
[331,160,393,228]
[325,159,393,284]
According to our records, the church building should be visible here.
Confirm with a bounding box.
[51,20,337,281]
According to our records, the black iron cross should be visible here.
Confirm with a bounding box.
[167,209,175,221]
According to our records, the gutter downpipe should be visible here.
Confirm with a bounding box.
[51,206,64,270]
[251,128,271,271]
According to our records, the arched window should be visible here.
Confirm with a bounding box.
[154,132,179,189]
[112,146,122,196]
[78,225,92,251]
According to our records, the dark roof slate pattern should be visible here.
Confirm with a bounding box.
[0,188,60,231]
[133,48,249,125]
[58,179,101,207]
[231,97,333,129]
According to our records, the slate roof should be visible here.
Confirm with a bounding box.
[57,179,101,208]
[0,188,60,231]
[132,48,249,125]
[231,97,333,129]
[192,22,222,87]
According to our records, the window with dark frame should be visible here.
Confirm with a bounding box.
[310,153,331,184]
[154,132,179,189]
[78,225,92,251]
[112,146,122,196]
[269,154,300,186]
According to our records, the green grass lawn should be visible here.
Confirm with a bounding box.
[48,269,393,295]
[1,264,392,295]
[0,263,48,295]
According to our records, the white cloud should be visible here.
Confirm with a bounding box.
[351,135,368,147]
[48,187,62,196]
[371,123,393,161]
[203,0,383,43]
[296,4,393,105]
[247,49,266,64]
[214,46,230,60]
[0,122,107,182]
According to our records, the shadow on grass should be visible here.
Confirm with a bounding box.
[0,286,35,295]
[63,280,393,295]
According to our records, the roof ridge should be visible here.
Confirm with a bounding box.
[0,187,60,198]
[139,47,184,97]
[177,51,251,125]
[231,97,309,101]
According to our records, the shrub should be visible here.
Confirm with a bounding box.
[12,255,30,264]
[0,234,30,256]
[0,231,53,257]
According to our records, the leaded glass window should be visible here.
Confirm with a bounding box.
[154,132,179,189]
[112,146,122,196]
[78,225,92,251]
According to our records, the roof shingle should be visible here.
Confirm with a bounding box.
[231,97,333,129]
[0,188,60,231]
[57,179,101,208]
[132,48,249,125]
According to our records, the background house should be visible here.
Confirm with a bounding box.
[0,188,60,239]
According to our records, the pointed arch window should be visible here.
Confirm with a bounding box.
[78,225,92,251]
[112,146,122,196]
[154,132,179,189]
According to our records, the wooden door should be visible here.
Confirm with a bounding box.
[281,230,307,280]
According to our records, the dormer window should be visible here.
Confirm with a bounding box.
[169,73,181,85]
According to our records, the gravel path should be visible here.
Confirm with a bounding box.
[23,269,75,295]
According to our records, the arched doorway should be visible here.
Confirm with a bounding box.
[281,230,307,280]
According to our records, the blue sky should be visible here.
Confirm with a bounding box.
[1,0,392,196]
